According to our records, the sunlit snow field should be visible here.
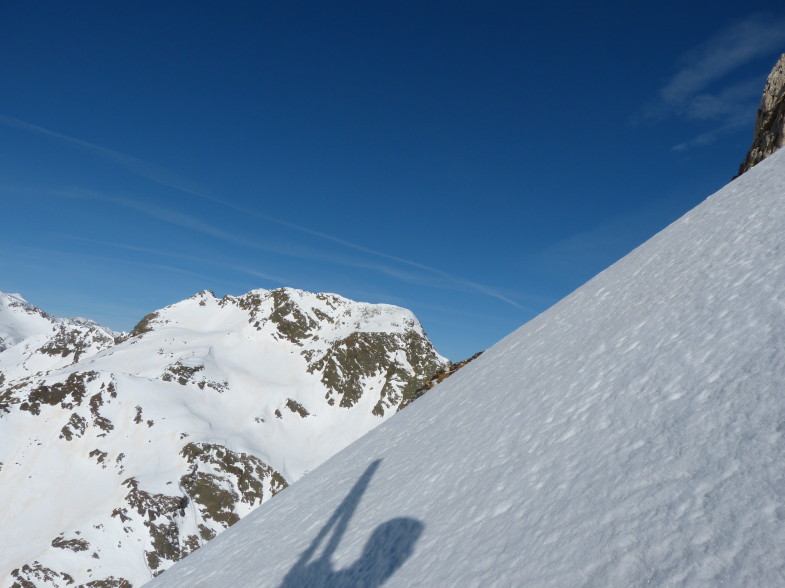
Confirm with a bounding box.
[152,148,785,586]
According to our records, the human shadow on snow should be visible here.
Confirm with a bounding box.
[279,460,423,587]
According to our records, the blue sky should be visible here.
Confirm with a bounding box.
[1,1,784,361]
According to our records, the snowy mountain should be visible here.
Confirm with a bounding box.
[149,149,785,586]
[0,292,116,381]
[0,288,445,587]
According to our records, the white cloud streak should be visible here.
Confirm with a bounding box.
[10,244,218,284]
[638,13,785,151]
[58,235,513,322]
[659,15,785,109]
[57,234,294,286]
[670,114,752,152]
[1,115,523,309]
[59,189,528,307]
[0,114,209,197]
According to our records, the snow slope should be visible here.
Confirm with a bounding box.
[0,288,445,586]
[0,292,55,347]
[151,148,785,587]
[0,292,115,380]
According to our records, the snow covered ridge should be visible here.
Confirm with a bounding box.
[150,149,785,587]
[0,287,446,587]
[0,292,117,377]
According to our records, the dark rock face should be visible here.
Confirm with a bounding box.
[737,54,785,177]
[307,330,444,414]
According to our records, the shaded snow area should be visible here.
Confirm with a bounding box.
[151,149,785,587]
[0,288,444,586]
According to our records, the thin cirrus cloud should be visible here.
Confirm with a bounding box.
[11,244,218,285]
[670,116,750,152]
[0,114,523,309]
[0,114,207,197]
[65,188,527,307]
[55,236,489,316]
[680,77,764,122]
[637,13,785,150]
[58,234,294,286]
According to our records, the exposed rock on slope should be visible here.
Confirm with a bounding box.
[398,350,484,411]
[0,288,445,587]
[737,53,785,176]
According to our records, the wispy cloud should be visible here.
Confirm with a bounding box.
[680,77,764,121]
[637,13,785,151]
[58,234,294,286]
[14,244,219,284]
[57,190,527,307]
[67,189,306,257]
[230,205,527,308]
[0,114,209,197]
[1,115,523,309]
[670,114,751,152]
[644,14,785,119]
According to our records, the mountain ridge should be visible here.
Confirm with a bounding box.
[0,287,446,587]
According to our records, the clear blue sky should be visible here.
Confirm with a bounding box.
[2,1,784,361]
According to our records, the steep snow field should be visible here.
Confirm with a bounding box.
[152,149,785,587]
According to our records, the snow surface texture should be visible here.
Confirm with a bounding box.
[0,288,444,586]
[151,148,785,587]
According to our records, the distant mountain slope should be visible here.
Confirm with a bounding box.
[151,149,785,587]
[0,292,116,382]
[0,288,445,587]
[0,292,57,348]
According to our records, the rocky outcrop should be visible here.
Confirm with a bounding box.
[737,53,785,177]
[398,350,484,411]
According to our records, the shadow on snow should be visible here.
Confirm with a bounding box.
[280,460,423,587]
